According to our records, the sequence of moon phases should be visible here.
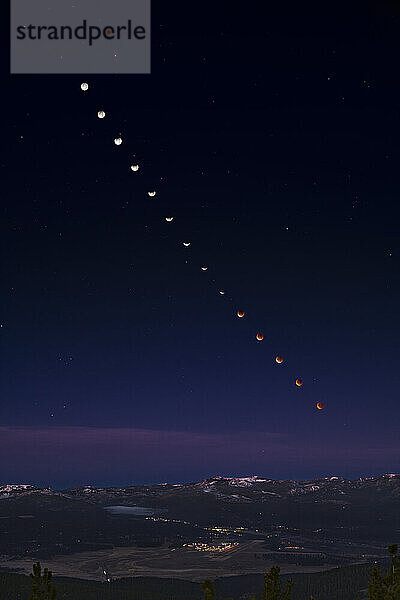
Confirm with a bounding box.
[86,87,322,412]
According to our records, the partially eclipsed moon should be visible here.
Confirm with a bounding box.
[275,356,283,364]
[296,378,303,387]
[256,333,263,341]
[317,402,324,410]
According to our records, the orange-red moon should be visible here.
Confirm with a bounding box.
[256,333,263,341]
[237,310,245,318]
[317,402,325,410]
[275,355,284,364]
[295,378,303,387]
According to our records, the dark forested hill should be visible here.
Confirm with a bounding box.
[0,560,390,600]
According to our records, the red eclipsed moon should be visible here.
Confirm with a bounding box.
[295,378,303,387]
[275,356,283,364]
[317,402,325,410]
[237,310,245,318]
[256,333,263,341]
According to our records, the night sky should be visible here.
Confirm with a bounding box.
[2,1,400,488]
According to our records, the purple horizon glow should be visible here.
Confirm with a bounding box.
[1,426,398,489]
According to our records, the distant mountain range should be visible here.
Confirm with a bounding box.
[1,473,399,505]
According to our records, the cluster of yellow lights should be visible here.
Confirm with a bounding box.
[183,542,238,552]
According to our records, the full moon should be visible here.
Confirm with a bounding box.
[97,111,105,119]
[114,137,122,145]
[81,82,89,91]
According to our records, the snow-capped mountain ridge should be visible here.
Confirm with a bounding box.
[1,473,399,501]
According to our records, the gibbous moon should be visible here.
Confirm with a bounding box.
[114,137,122,145]
[148,191,156,197]
[237,310,245,318]
[130,164,139,172]
[97,111,105,119]
[183,242,191,247]
[256,333,263,341]
[317,402,325,410]
[275,355,284,364]
[295,378,303,387]
[165,217,174,222]
[81,82,89,91]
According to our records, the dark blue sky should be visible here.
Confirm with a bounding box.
[2,0,400,488]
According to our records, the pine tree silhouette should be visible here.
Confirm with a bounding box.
[262,565,294,600]
[29,562,57,600]
[201,578,215,600]
[367,544,400,599]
